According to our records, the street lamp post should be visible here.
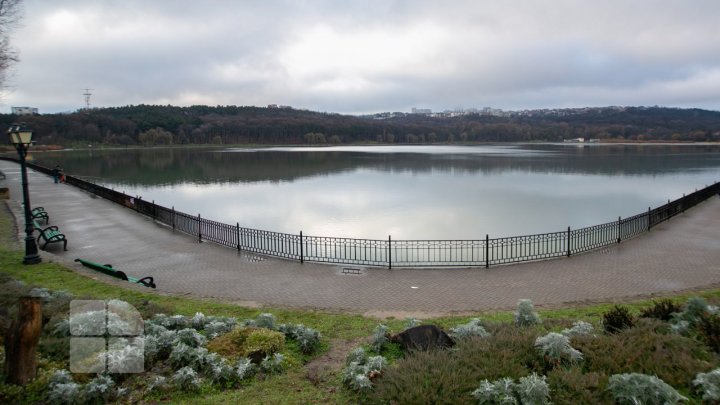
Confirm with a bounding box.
[8,123,42,265]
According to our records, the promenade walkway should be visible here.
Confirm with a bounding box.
[2,160,720,317]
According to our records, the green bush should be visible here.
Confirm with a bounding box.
[450,318,491,340]
[244,328,285,357]
[370,324,389,353]
[607,373,686,405]
[260,353,285,375]
[471,373,550,405]
[575,319,715,388]
[547,367,611,405]
[693,368,720,402]
[640,299,682,322]
[172,366,202,392]
[342,347,387,394]
[697,312,720,353]
[515,299,541,327]
[206,327,284,360]
[534,332,583,368]
[515,373,551,405]
[471,377,516,404]
[602,305,635,334]
[373,325,540,404]
[560,320,595,338]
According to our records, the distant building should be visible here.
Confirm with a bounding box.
[11,106,39,115]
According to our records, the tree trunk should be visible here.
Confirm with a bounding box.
[4,297,42,385]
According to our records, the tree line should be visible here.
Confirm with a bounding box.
[1,105,719,147]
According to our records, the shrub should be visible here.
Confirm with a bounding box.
[82,374,115,404]
[235,357,256,380]
[205,320,235,339]
[51,319,71,337]
[342,353,387,393]
[693,368,720,402]
[547,367,610,405]
[471,377,517,404]
[293,325,322,354]
[470,373,550,405]
[515,299,541,327]
[206,327,284,360]
[346,346,369,365]
[106,338,144,373]
[373,326,538,404]
[244,328,285,358]
[47,381,82,405]
[561,320,595,338]
[255,313,277,330]
[607,373,687,405]
[191,312,206,329]
[260,353,285,374]
[534,332,583,367]
[602,305,635,333]
[640,299,682,322]
[516,373,551,405]
[46,370,82,405]
[371,324,389,353]
[575,319,714,389]
[278,323,322,354]
[174,328,207,348]
[405,317,421,328]
[145,375,168,393]
[697,312,720,353]
[169,343,210,370]
[206,357,235,386]
[450,318,491,340]
[172,366,202,392]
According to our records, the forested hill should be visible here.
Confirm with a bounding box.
[1,105,719,146]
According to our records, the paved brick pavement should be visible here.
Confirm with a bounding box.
[2,160,720,316]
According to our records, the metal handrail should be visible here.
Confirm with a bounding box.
[3,157,718,269]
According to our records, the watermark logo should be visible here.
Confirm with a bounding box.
[69,300,144,373]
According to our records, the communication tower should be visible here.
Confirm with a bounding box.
[82,88,93,110]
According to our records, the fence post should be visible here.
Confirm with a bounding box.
[485,234,489,268]
[566,226,571,257]
[647,207,651,231]
[617,216,621,243]
[299,231,304,264]
[388,235,392,270]
[236,223,241,251]
[172,206,175,230]
[198,213,202,243]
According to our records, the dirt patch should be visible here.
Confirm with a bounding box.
[305,336,365,387]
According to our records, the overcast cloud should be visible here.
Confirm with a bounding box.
[2,0,720,114]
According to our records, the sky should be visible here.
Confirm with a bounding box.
[2,0,720,115]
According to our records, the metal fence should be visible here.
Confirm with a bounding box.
[5,157,719,268]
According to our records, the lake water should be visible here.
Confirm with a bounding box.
[31,144,720,240]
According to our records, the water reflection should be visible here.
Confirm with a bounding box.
[32,144,720,186]
[31,144,720,239]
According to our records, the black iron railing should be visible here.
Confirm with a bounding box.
[4,157,719,268]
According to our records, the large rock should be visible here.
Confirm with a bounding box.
[389,325,454,352]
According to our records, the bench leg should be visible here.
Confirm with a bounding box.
[63,240,67,251]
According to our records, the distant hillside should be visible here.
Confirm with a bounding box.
[1,105,718,146]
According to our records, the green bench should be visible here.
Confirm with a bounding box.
[32,219,68,251]
[31,207,49,223]
[74,258,156,288]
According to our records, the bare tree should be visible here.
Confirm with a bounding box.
[0,0,22,90]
